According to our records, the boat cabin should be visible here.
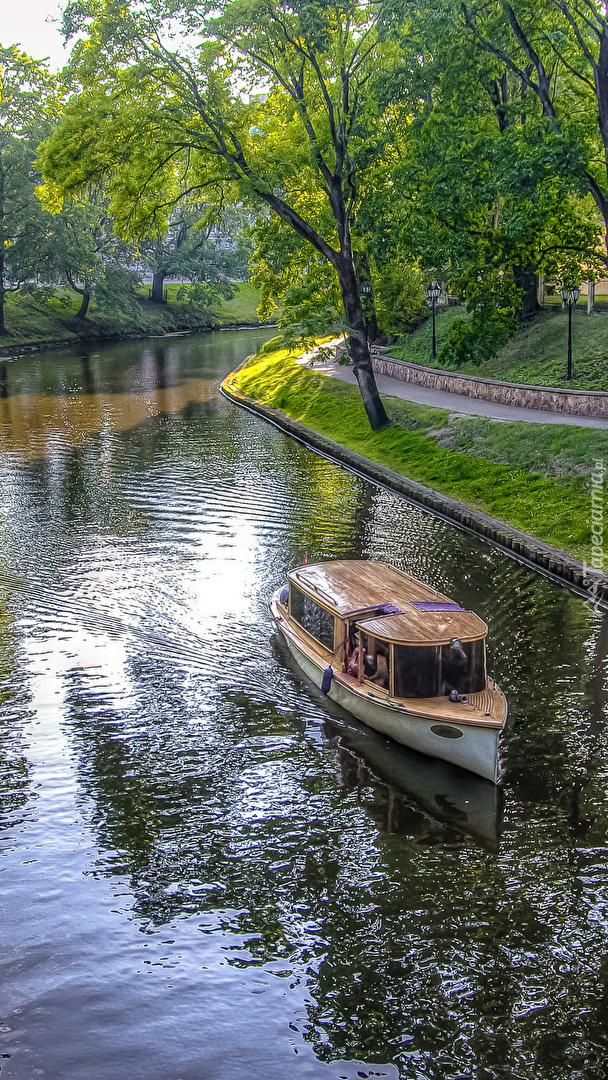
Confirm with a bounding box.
[284,560,487,699]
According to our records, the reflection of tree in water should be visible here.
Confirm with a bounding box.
[284,452,373,562]
[0,602,35,828]
[3,332,608,1077]
[61,636,608,1079]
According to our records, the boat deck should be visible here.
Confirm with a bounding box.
[332,669,506,728]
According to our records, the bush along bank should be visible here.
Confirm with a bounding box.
[223,343,608,607]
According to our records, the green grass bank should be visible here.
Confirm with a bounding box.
[231,343,605,563]
[392,306,608,392]
[0,282,267,354]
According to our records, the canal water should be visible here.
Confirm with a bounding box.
[0,329,606,1080]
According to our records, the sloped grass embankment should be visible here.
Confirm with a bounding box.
[1,283,267,352]
[231,343,605,563]
[393,307,608,392]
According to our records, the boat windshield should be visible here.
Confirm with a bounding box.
[289,585,335,650]
[393,640,486,698]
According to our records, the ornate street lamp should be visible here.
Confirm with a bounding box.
[560,285,580,380]
[426,282,442,361]
[360,280,372,341]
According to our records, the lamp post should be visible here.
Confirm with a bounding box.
[360,279,372,341]
[560,285,580,380]
[426,282,442,361]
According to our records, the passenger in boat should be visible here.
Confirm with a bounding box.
[370,645,389,688]
[362,652,375,678]
[347,643,365,678]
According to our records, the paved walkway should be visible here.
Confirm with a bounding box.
[314,359,608,428]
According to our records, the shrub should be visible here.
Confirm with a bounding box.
[439,275,518,368]
[374,260,426,338]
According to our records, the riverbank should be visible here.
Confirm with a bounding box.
[392,306,608,391]
[0,283,270,356]
[223,342,607,602]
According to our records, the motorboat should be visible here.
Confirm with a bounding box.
[270,559,508,782]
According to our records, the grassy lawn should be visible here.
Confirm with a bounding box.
[214,282,264,323]
[231,342,604,561]
[136,281,263,323]
[391,306,466,366]
[469,308,608,390]
[1,282,266,351]
[392,305,608,391]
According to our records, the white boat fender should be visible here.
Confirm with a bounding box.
[321,665,333,694]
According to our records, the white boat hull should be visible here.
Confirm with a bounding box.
[272,601,503,783]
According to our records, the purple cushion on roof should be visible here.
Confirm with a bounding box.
[377,602,403,615]
[410,601,464,612]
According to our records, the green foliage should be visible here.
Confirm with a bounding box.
[368,4,605,327]
[41,191,139,317]
[438,274,519,367]
[373,259,426,338]
[0,47,62,330]
[450,0,608,263]
[176,279,235,310]
[250,215,343,347]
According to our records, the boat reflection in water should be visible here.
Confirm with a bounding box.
[272,635,503,853]
[324,718,503,852]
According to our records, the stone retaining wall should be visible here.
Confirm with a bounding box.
[370,350,608,418]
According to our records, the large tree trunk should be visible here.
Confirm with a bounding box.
[151,271,166,303]
[337,254,389,430]
[76,290,91,320]
[260,189,388,427]
[513,264,539,320]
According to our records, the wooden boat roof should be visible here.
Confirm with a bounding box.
[357,609,487,646]
[289,561,457,613]
[288,560,486,644]
[288,559,448,616]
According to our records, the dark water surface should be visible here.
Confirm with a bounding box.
[0,330,607,1080]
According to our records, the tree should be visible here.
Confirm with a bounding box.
[39,0,394,428]
[0,47,59,333]
[456,0,608,265]
[372,4,602,328]
[45,190,139,319]
[137,205,245,307]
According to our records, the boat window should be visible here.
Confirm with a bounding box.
[394,645,440,698]
[393,641,486,698]
[439,639,486,695]
[289,585,335,650]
